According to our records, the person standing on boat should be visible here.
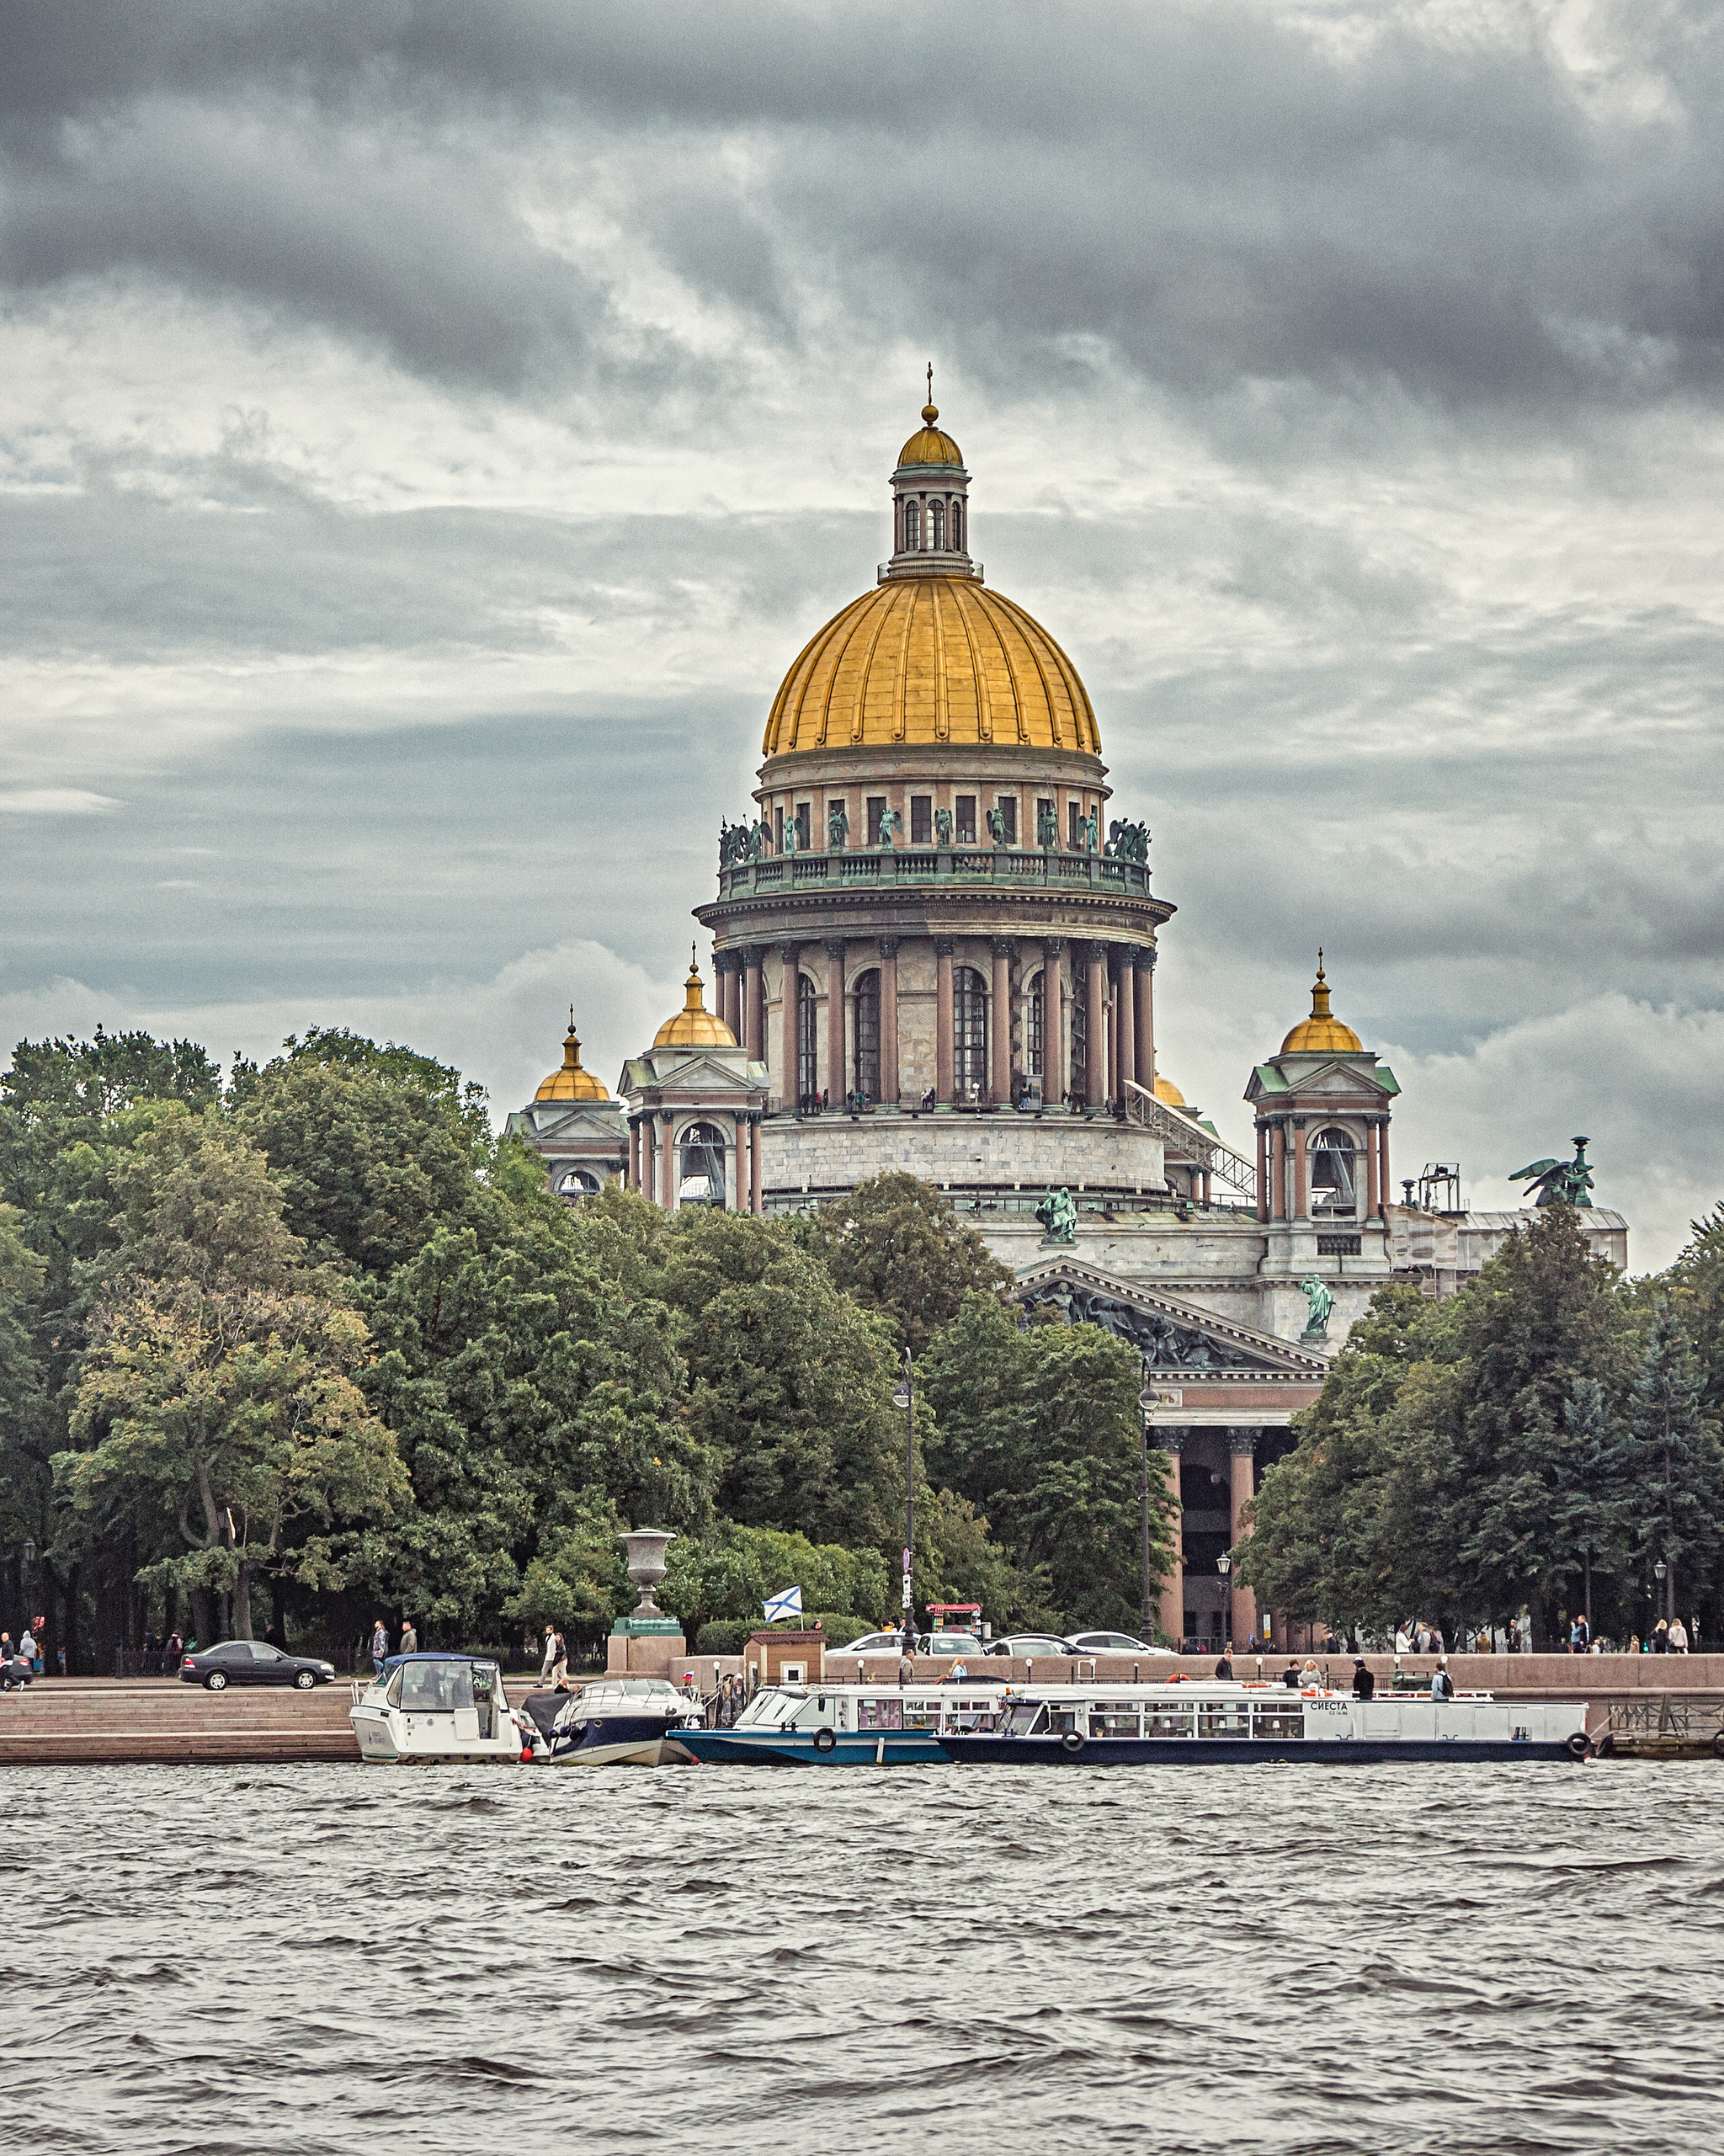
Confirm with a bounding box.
[1300,1658,1322,1690]
[370,1619,389,1677]
[1214,1649,1233,1679]
[1351,1658,1375,1700]
[1430,1658,1455,1702]
[1281,1660,1301,1690]
[898,1641,915,1689]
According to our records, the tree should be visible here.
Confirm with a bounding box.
[1626,1300,1724,1626]
[921,1292,1169,1632]
[1667,1200,1724,1414]
[1547,1377,1635,1626]
[659,1522,889,1641]
[797,1172,1013,1353]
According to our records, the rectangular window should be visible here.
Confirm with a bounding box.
[955,794,976,844]
[857,1697,903,1731]
[774,805,785,853]
[997,796,1018,845]
[1068,800,1084,850]
[866,796,888,847]
[795,801,811,851]
[910,795,933,845]
[1317,1234,1362,1257]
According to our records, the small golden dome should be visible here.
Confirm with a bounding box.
[653,952,738,1050]
[535,1009,609,1101]
[764,575,1099,755]
[898,399,964,469]
[1153,1074,1188,1109]
[1280,953,1363,1056]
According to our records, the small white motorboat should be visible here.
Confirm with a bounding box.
[350,1653,540,1764]
[524,1677,705,1765]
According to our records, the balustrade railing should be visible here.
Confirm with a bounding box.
[716,846,1153,901]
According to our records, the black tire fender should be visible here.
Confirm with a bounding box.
[813,1727,837,1754]
[1711,1729,1724,1761]
[205,1671,226,1691]
[1566,1730,1593,1759]
[1596,1732,1615,1759]
[1061,1731,1086,1756]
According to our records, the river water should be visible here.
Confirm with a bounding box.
[8,1759,1721,2154]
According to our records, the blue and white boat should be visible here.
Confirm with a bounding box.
[934,1681,1594,1765]
[678,1680,1009,1765]
[525,1677,705,1766]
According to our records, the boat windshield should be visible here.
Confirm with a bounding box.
[571,1679,681,1715]
[735,1690,804,1727]
[1002,1703,1046,1737]
[397,1662,475,1712]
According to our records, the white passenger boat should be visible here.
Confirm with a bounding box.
[522,1677,705,1765]
[679,1678,1017,1764]
[350,1653,540,1764]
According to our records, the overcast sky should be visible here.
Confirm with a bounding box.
[3,0,1721,1266]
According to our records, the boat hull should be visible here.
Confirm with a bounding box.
[547,1715,697,1767]
[679,1727,946,1765]
[936,1733,1585,1765]
[349,1707,526,1764]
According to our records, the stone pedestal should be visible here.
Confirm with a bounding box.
[607,1616,687,1674]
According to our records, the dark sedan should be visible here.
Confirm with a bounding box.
[179,1641,336,1691]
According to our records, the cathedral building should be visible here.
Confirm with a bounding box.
[512,391,1628,1653]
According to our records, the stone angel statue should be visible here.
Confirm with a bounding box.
[827,799,849,852]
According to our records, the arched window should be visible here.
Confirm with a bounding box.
[930,499,945,550]
[1070,988,1088,1108]
[951,499,964,551]
[904,499,921,551]
[678,1121,728,1208]
[1311,1127,1357,1216]
[853,968,881,1103]
[796,972,819,1108]
[1028,970,1044,1079]
[556,1167,600,1201]
[954,966,987,1097]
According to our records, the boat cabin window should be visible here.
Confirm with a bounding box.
[857,1698,904,1731]
[1251,1706,1305,1739]
[903,1699,941,1731]
[399,1662,474,1713]
[1003,1703,1046,1737]
[1089,1710,1141,1738]
[1045,1703,1083,1735]
[1197,1704,1251,1739]
[1144,1707,1194,1737]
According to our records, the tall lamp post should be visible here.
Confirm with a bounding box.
[894,1352,915,1651]
[1654,1556,1668,1627]
[1217,1551,1232,1653]
[1137,1372,1155,1638]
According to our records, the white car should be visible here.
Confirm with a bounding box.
[840,1632,909,1656]
[1066,1630,1174,1657]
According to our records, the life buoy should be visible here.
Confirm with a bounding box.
[1566,1731,1593,1759]
[813,1727,837,1753]
[1061,1731,1086,1755]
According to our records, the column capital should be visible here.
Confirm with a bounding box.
[658,1108,674,1123]
[1291,1115,1307,1131]
[779,941,801,967]
[991,935,1015,957]
[823,937,847,961]
[1135,945,1157,972]
[1081,939,1109,964]
[1159,1429,1187,1456]
[1228,1429,1261,1457]
[934,936,955,957]
[741,944,763,969]
[1041,936,1065,958]
[877,936,900,959]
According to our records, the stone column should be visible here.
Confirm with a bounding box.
[629,1118,641,1192]
[734,1114,748,1213]
[1378,1120,1391,1216]
[742,946,764,1062]
[824,939,846,1107]
[749,1114,763,1213]
[660,1111,675,1209]
[1365,1115,1381,1219]
[1084,943,1107,1110]
[990,938,1013,1104]
[1292,1116,1308,1219]
[1228,1432,1258,1649]
[934,939,955,1104]
[1042,939,1065,1103]
[1115,948,1136,1102]
[878,937,900,1105]
[780,943,801,1110]
[641,1117,655,1206]
[1157,1431,1185,1649]
[1270,1121,1285,1221]
[1134,948,1155,1086]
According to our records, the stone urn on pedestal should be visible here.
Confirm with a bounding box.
[609,1528,687,1674]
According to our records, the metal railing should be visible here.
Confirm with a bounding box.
[717,846,1153,902]
[1123,1080,1258,1206]
[1600,1695,1724,1741]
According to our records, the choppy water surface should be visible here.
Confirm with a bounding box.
[7,1759,1721,2154]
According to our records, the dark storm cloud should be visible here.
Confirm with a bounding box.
[4,3,1723,410]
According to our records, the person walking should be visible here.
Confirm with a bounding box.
[1652,1618,1670,1653]
[18,1625,35,1675]
[1668,1616,1689,1653]
[549,1632,569,1689]
[1351,1658,1375,1701]
[538,1624,557,1685]
[369,1618,389,1677]
[398,1620,418,1655]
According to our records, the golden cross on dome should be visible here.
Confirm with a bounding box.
[926,360,933,403]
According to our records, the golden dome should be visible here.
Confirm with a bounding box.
[653,954,737,1050]
[1280,954,1363,1056]
[898,401,963,468]
[1153,1074,1188,1109]
[763,575,1099,755]
[535,1010,609,1102]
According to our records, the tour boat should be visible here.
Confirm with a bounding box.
[522,1677,705,1766]
[349,1653,540,1763]
[934,1681,1594,1764]
[678,1679,1011,1764]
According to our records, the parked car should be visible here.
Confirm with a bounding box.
[922,1632,986,1657]
[987,1634,1080,1658]
[1065,1630,1174,1657]
[840,1632,908,1656]
[179,1641,337,1691]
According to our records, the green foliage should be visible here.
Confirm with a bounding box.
[1626,1299,1724,1607]
[660,1521,887,1641]
[921,1291,1168,1632]
[1668,1200,1724,1413]
[795,1172,1013,1353]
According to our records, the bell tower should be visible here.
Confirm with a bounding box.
[885,368,978,581]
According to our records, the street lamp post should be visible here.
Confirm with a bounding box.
[1654,1556,1669,1626]
[1137,1370,1154,1638]
[893,1353,915,1653]
[1217,1551,1232,1653]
